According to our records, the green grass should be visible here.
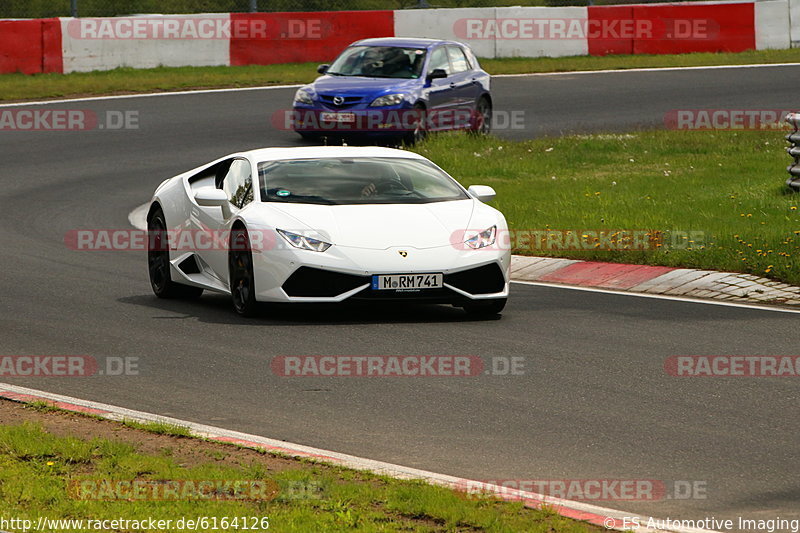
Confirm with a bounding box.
[119,419,194,437]
[0,420,597,532]
[411,130,800,286]
[3,48,800,102]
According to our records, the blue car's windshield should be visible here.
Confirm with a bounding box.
[327,46,426,79]
[258,157,468,205]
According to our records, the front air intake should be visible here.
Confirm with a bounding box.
[282,267,369,297]
[444,263,505,295]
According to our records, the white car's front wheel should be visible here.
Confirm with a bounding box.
[462,298,506,317]
[229,227,259,317]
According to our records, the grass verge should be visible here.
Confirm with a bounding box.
[411,129,800,286]
[0,399,597,532]
[2,48,800,102]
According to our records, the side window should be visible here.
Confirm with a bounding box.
[222,159,253,209]
[446,46,469,74]
[462,45,479,70]
[427,46,451,77]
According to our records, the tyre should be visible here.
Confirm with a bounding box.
[147,207,203,299]
[404,103,427,145]
[463,298,506,317]
[471,97,492,135]
[229,227,259,317]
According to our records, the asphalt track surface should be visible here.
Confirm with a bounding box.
[2,64,799,525]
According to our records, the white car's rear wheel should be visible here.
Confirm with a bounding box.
[147,208,203,299]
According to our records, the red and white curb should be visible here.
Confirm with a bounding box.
[0,383,714,533]
[512,256,800,307]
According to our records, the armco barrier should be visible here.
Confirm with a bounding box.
[787,113,800,191]
[230,11,393,66]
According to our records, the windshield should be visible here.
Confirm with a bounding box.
[258,157,468,205]
[327,46,426,79]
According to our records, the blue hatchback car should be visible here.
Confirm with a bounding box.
[291,37,492,142]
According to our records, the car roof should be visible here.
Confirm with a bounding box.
[352,37,465,49]
[240,146,429,163]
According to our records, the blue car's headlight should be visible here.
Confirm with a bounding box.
[464,226,496,249]
[370,94,406,107]
[277,229,331,252]
[294,88,314,105]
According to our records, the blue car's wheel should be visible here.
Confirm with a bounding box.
[404,103,427,145]
[472,97,492,135]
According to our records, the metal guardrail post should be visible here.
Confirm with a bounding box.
[249,0,258,12]
[786,113,800,190]
[71,0,78,18]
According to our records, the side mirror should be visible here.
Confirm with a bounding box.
[426,68,448,82]
[194,187,231,218]
[468,185,496,203]
[317,64,330,74]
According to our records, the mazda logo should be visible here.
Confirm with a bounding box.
[332,96,344,106]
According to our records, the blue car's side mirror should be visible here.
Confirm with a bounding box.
[317,64,330,74]
[426,69,448,82]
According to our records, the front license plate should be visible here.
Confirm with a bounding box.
[320,112,355,123]
[372,273,444,291]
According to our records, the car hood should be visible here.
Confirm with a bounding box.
[311,75,419,96]
[263,200,476,250]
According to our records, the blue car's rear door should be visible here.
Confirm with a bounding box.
[446,45,482,129]
[424,45,459,131]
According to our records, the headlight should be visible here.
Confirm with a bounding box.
[294,88,314,105]
[464,226,496,249]
[277,229,331,252]
[370,94,406,107]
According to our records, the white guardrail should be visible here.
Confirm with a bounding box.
[787,113,800,190]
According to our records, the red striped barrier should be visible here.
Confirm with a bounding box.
[0,2,785,75]
[230,10,394,66]
[0,18,62,74]
[588,3,756,56]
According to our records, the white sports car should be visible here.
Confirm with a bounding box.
[147,146,510,316]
